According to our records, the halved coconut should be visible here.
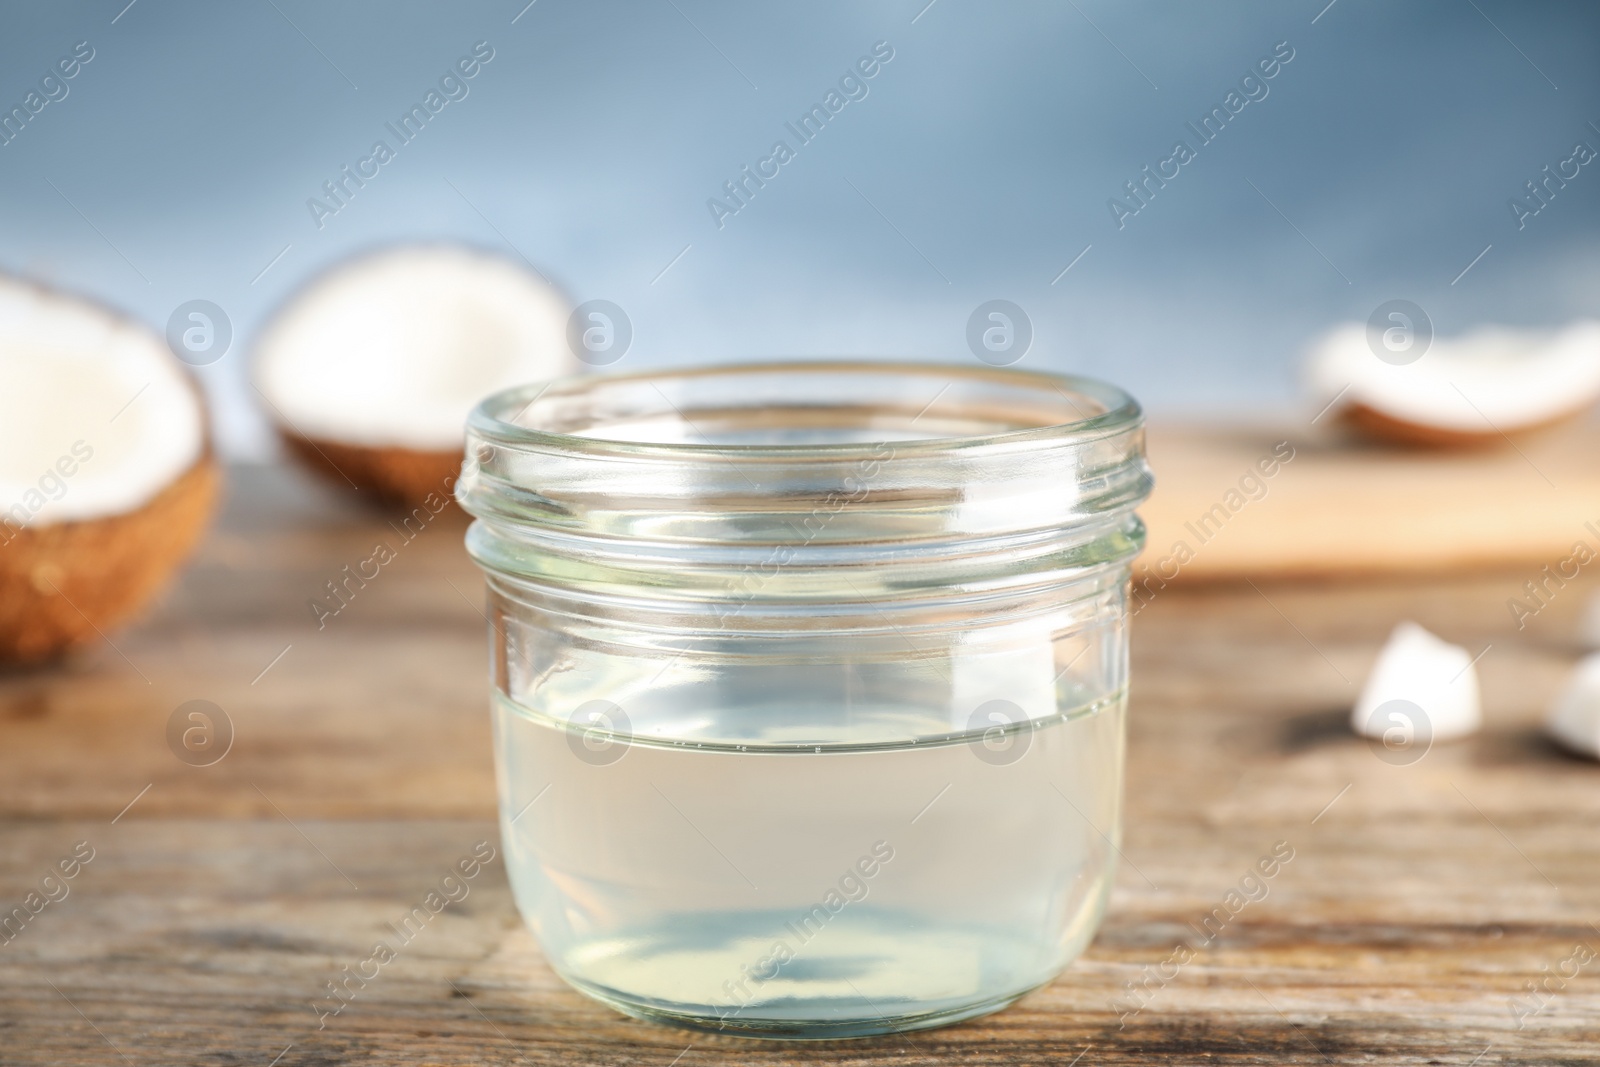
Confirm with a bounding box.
[1307,320,1600,446]
[0,278,217,665]
[253,246,573,505]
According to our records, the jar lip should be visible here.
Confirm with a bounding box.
[467,360,1142,459]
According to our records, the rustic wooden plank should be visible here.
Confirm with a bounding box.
[0,465,496,821]
[1,818,1596,1065]
[1140,419,1600,579]
[1,461,1598,1064]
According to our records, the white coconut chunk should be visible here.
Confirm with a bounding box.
[1307,320,1600,435]
[1351,622,1481,743]
[0,281,204,526]
[254,246,573,452]
[1547,654,1600,759]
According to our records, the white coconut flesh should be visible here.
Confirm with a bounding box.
[1307,320,1600,434]
[1548,653,1600,759]
[0,281,203,527]
[254,247,574,452]
[1350,621,1481,743]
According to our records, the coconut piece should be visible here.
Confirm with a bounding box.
[1547,654,1600,759]
[0,277,216,665]
[1307,321,1600,446]
[1351,622,1481,744]
[254,245,573,506]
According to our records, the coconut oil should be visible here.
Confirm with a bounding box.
[492,686,1125,1036]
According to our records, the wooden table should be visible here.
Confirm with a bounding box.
[3,464,1597,1065]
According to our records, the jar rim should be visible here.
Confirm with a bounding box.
[467,360,1142,459]
[459,359,1152,612]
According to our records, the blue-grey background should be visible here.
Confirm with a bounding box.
[2,0,1597,455]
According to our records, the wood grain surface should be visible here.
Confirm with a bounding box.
[1140,419,1600,580]
[2,462,1599,1065]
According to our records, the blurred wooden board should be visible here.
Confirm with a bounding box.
[2,463,1599,1065]
[1141,420,1600,580]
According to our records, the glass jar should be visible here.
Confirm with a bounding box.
[457,362,1151,1039]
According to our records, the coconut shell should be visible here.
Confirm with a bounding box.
[280,431,461,508]
[1341,402,1584,448]
[0,457,219,666]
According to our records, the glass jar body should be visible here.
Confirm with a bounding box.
[487,574,1129,1037]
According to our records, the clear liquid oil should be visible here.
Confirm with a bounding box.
[492,687,1125,1038]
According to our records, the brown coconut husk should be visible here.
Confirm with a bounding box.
[1341,402,1583,448]
[280,432,461,508]
[0,457,219,665]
